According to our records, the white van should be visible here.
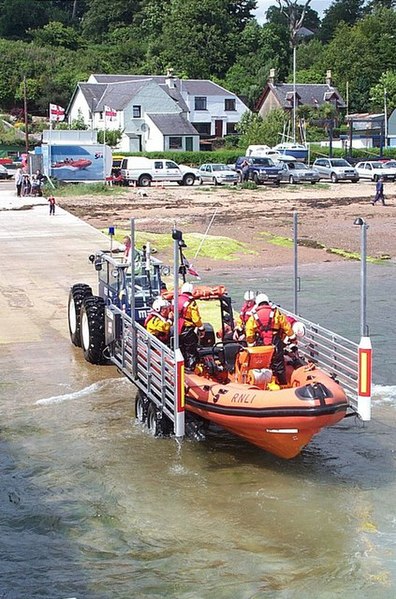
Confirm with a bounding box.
[121,157,196,187]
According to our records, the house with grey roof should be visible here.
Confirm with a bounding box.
[67,71,249,152]
[67,76,199,152]
[256,69,346,120]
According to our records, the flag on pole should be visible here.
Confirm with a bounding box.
[49,104,65,122]
[104,105,117,120]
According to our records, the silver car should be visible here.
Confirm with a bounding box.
[280,161,321,184]
[197,163,238,185]
[312,158,359,183]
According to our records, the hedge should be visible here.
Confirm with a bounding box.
[113,146,396,167]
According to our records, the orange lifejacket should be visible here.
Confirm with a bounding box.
[252,305,276,345]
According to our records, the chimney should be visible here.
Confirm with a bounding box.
[268,68,276,85]
[326,69,332,87]
[166,68,176,89]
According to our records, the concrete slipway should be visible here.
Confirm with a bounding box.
[0,187,106,346]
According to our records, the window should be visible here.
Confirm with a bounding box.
[193,122,211,136]
[226,122,237,135]
[99,112,103,120]
[132,105,141,118]
[169,137,183,149]
[154,161,163,169]
[225,99,236,111]
[194,97,207,110]
[166,161,179,169]
[185,136,193,151]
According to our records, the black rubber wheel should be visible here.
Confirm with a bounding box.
[330,172,338,183]
[138,174,152,187]
[135,391,149,423]
[183,173,195,186]
[146,403,172,436]
[373,174,379,182]
[310,181,317,185]
[68,284,92,347]
[80,295,106,364]
[253,172,260,185]
[289,175,295,184]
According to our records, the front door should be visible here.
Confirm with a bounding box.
[215,120,223,137]
[185,136,193,151]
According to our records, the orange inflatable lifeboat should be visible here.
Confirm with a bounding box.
[175,286,349,459]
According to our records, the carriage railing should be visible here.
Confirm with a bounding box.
[108,304,178,426]
[283,308,360,415]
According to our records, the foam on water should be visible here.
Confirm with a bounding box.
[35,378,125,405]
[372,383,396,404]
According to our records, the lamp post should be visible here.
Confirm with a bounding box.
[353,217,372,421]
[292,44,297,144]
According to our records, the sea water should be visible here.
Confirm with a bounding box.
[0,261,395,598]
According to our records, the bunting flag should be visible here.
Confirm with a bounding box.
[49,104,65,122]
[104,105,117,120]
[181,255,200,279]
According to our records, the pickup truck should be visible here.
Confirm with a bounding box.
[121,157,196,187]
[235,156,283,186]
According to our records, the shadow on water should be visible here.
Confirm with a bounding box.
[195,413,396,491]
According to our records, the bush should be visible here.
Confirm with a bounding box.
[115,150,243,166]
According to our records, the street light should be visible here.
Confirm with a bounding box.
[353,217,369,337]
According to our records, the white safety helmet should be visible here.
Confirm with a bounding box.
[181,282,193,294]
[255,293,269,306]
[292,321,306,338]
[244,290,255,301]
[152,298,170,311]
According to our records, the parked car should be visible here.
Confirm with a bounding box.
[312,158,359,183]
[197,163,238,185]
[355,160,396,181]
[280,161,320,184]
[234,156,283,186]
[121,157,196,187]
[0,164,11,179]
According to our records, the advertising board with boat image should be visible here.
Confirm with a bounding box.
[41,144,112,181]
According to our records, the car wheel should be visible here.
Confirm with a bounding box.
[351,178,359,183]
[138,174,152,187]
[289,175,295,184]
[213,177,219,186]
[373,174,379,182]
[198,177,203,185]
[310,181,317,185]
[253,172,260,185]
[330,173,338,183]
[182,173,195,186]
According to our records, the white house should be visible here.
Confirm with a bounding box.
[67,71,249,152]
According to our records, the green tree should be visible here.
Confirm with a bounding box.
[159,0,256,79]
[81,0,141,42]
[97,128,123,147]
[370,71,396,114]
[319,0,365,43]
[31,21,83,50]
[237,109,287,147]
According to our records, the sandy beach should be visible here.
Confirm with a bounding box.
[58,180,395,271]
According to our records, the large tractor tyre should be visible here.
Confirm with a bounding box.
[68,284,92,347]
[80,296,106,364]
[146,403,173,437]
[135,391,149,424]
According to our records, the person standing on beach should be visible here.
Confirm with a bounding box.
[48,195,56,215]
[372,176,386,205]
[15,168,23,197]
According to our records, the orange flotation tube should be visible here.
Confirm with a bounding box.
[162,285,227,301]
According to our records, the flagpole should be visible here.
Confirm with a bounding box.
[103,108,106,183]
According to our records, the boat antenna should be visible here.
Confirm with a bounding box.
[172,229,188,283]
[194,207,218,259]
